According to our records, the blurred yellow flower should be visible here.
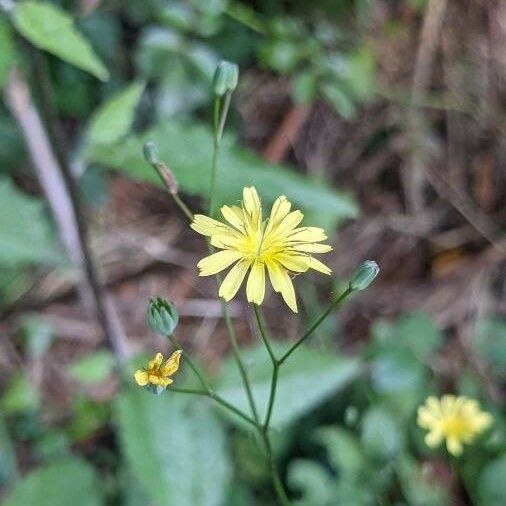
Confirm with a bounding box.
[191,187,332,312]
[134,350,182,391]
[417,395,492,456]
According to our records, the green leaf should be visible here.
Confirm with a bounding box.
[361,405,404,459]
[0,178,60,266]
[88,83,145,145]
[315,427,365,477]
[477,454,506,506]
[0,15,16,88]
[13,1,109,81]
[396,453,449,506]
[1,373,39,415]
[3,458,103,506]
[85,122,358,229]
[473,318,506,374]
[68,351,115,385]
[216,343,361,428]
[288,460,334,506]
[116,389,231,506]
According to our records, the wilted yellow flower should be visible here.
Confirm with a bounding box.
[191,187,332,312]
[134,350,182,391]
[417,395,492,456]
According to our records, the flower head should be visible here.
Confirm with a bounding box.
[191,187,332,312]
[417,395,492,456]
[134,350,182,394]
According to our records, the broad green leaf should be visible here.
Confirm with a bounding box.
[116,389,231,506]
[473,318,506,374]
[0,15,16,88]
[0,178,60,266]
[68,351,115,385]
[1,373,39,415]
[88,83,145,145]
[315,427,365,476]
[3,458,103,506]
[13,1,109,81]
[477,454,506,506]
[288,460,334,506]
[85,122,358,229]
[216,342,361,428]
[361,405,404,459]
[396,454,449,506]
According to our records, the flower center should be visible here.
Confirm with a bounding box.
[442,415,469,438]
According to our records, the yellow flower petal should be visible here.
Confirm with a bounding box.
[149,374,162,385]
[288,227,327,243]
[246,261,266,305]
[148,352,163,371]
[220,205,245,231]
[134,370,149,386]
[266,260,297,312]
[306,256,332,275]
[447,436,463,456]
[243,187,261,219]
[161,350,182,376]
[265,196,291,235]
[276,253,311,273]
[425,430,443,447]
[191,215,235,237]
[198,250,243,276]
[219,259,251,301]
[292,243,332,253]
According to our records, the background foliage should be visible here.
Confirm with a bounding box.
[0,0,505,505]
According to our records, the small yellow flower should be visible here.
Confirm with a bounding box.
[191,187,332,312]
[134,350,182,392]
[417,395,492,456]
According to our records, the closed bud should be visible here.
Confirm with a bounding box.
[146,297,179,336]
[143,141,159,165]
[213,60,239,97]
[349,260,379,291]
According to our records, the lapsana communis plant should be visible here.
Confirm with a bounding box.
[135,60,379,505]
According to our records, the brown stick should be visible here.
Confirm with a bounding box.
[5,69,128,362]
[402,0,448,213]
[263,103,312,163]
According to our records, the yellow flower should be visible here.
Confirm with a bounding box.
[417,395,492,456]
[191,187,332,312]
[134,350,182,392]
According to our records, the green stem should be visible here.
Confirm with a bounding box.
[170,387,258,429]
[252,305,279,429]
[261,430,290,506]
[216,275,260,423]
[208,93,259,423]
[252,305,290,504]
[172,193,194,221]
[278,287,353,365]
[168,336,258,429]
[253,304,277,365]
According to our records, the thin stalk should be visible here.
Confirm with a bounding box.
[216,274,260,422]
[261,430,290,506]
[278,287,353,365]
[168,336,259,429]
[253,304,277,365]
[208,93,259,423]
[172,193,194,221]
[252,305,289,504]
[252,305,279,429]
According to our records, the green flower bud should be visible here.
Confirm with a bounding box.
[143,141,159,165]
[349,260,379,291]
[213,60,239,97]
[146,297,179,336]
